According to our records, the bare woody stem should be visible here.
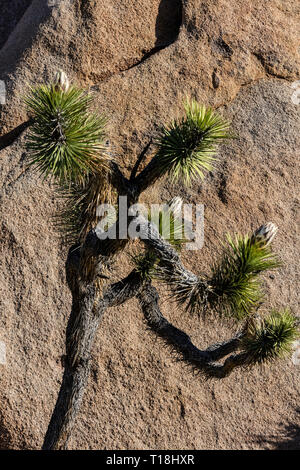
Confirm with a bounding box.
[42,269,143,450]
[138,282,247,379]
[134,215,199,286]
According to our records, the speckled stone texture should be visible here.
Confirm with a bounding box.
[0,0,299,450]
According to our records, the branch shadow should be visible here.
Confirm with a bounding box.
[254,409,300,450]
[0,0,33,50]
[155,0,183,47]
[0,413,12,450]
[0,1,52,78]
[0,119,32,152]
[126,0,183,71]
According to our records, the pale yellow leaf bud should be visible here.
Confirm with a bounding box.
[53,70,70,92]
[252,222,278,246]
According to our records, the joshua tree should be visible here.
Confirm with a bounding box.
[23,71,299,450]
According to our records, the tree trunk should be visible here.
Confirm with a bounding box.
[43,267,143,450]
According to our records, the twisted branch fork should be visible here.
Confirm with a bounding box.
[137,282,247,378]
[43,215,252,450]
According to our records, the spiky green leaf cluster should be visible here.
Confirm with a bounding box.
[131,251,158,281]
[242,310,299,364]
[25,85,108,184]
[171,278,210,315]
[153,99,231,185]
[209,234,280,319]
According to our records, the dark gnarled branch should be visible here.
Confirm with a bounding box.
[135,215,199,286]
[130,139,152,181]
[137,282,246,379]
[43,268,144,450]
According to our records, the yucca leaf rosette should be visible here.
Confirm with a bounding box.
[242,310,299,364]
[154,99,231,185]
[130,251,158,281]
[209,226,280,319]
[160,223,280,319]
[25,81,109,184]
